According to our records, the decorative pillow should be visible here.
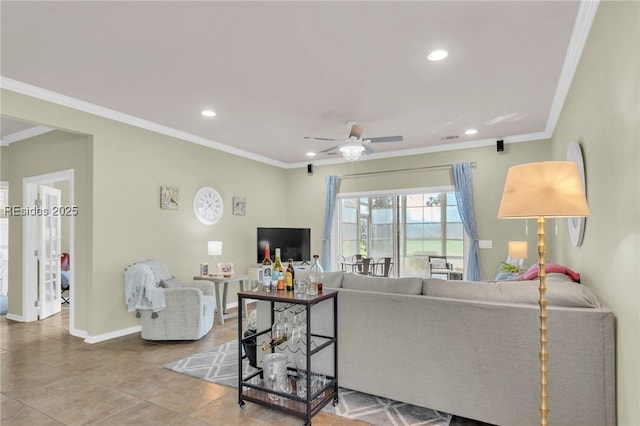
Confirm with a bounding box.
[519,263,580,282]
[495,262,520,281]
[160,276,182,288]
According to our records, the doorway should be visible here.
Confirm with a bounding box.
[22,169,75,332]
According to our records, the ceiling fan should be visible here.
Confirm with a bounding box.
[304,122,403,161]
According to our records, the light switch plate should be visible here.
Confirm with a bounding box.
[478,240,493,249]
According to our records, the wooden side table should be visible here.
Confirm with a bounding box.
[193,274,250,325]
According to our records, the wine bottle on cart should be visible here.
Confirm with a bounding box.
[262,244,272,290]
[274,248,284,290]
[309,254,324,292]
[286,259,295,291]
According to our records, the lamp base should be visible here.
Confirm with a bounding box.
[537,216,549,426]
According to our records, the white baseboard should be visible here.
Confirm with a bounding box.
[4,313,23,322]
[84,325,142,344]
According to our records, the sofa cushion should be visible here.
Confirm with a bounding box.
[296,270,344,288]
[342,273,423,295]
[423,273,602,308]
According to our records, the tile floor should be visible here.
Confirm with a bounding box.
[1,305,488,425]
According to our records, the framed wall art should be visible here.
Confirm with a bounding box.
[161,186,180,209]
[233,196,246,216]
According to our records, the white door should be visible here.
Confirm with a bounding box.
[39,185,62,319]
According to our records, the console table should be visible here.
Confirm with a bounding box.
[193,274,250,325]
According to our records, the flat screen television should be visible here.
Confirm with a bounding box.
[257,227,311,263]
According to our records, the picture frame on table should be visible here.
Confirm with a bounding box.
[218,262,234,276]
[200,263,209,276]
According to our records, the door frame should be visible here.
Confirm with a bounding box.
[22,169,75,331]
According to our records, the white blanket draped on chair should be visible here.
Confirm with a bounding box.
[124,263,166,313]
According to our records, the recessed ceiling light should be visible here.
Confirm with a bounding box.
[201,110,216,117]
[306,152,316,157]
[427,49,448,61]
[465,129,478,135]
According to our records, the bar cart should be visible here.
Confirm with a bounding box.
[237,288,338,426]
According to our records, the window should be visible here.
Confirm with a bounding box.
[335,189,464,277]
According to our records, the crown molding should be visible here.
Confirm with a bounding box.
[0,77,287,168]
[0,125,54,146]
[545,0,600,135]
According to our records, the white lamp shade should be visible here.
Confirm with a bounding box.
[208,241,222,256]
[508,241,528,259]
[498,161,590,218]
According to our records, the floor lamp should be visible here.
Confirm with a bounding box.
[498,161,589,426]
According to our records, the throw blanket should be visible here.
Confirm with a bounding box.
[124,263,166,313]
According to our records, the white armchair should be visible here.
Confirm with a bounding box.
[124,260,215,341]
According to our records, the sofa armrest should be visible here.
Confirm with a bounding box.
[182,280,214,296]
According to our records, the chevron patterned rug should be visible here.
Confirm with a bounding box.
[165,340,452,426]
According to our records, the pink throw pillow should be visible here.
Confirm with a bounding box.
[519,263,581,282]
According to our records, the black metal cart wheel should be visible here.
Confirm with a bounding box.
[333,397,339,407]
[239,401,246,409]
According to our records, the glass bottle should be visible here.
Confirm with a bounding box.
[262,243,272,291]
[286,259,295,291]
[308,254,324,293]
[273,248,284,291]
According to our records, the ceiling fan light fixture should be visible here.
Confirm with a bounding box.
[340,143,365,161]
[427,49,448,61]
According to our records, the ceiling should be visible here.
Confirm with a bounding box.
[1,1,594,167]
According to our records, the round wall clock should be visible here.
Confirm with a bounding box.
[193,187,224,225]
[567,142,586,247]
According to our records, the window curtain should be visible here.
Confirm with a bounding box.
[452,163,481,281]
[321,176,339,271]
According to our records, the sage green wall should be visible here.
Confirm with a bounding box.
[285,141,551,280]
[5,131,92,332]
[549,2,640,424]
[0,146,7,180]
[88,123,286,334]
[1,89,287,336]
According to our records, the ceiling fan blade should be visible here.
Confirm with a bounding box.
[304,136,342,142]
[349,124,365,139]
[368,135,403,143]
[319,145,340,154]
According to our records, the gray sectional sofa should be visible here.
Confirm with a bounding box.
[286,270,615,426]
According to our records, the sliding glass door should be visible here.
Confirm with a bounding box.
[335,189,464,277]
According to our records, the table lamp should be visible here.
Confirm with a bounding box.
[498,161,589,426]
[508,240,528,272]
[208,241,222,272]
